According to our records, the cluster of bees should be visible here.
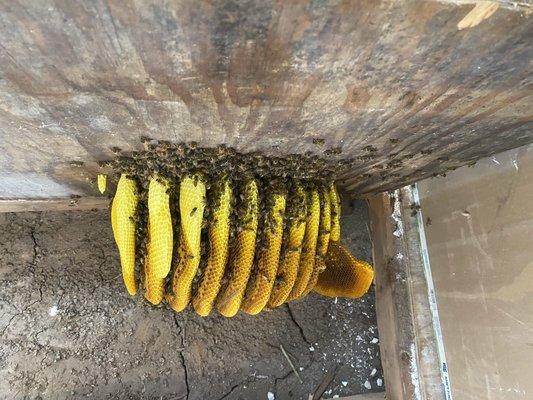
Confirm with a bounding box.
[103,141,374,317]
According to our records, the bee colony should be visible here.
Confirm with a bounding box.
[102,140,374,317]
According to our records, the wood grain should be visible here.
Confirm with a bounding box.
[0,197,108,213]
[369,189,449,400]
[0,0,531,199]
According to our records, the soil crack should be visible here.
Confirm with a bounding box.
[29,227,39,274]
[173,314,190,399]
[285,303,312,346]
[217,378,255,400]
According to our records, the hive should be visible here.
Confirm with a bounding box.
[103,141,374,317]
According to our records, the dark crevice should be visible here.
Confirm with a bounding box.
[29,227,39,274]
[28,219,46,301]
[1,312,21,335]
[173,314,190,399]
[217,379,250,400]
[274,369,293,390]
[285,303,312,346]
[0,299,40,335]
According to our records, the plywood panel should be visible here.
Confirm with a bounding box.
[418,144,533,400]
[0,0,531,199]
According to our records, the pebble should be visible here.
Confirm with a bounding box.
[364,380,371,390]
[267,391,275,400]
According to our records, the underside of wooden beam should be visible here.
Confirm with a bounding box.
[0,0,531,199]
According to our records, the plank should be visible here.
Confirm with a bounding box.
[368,188,451,400]
[0,197,108,213]
[0,0,531,200]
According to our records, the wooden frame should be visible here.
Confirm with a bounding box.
[0,197,108,213]
[368,187,452,400]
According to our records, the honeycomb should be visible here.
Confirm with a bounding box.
[300,185,331,298]
[104,142,374,317]
[192,179,232,316]
[268,183,307,308]
[216,179,259,317]
[314,240,374,299]
[110,174,138,296]
[286,189,320,301]
[240,190,286,315]
[168,176,206,312]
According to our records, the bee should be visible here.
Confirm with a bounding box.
[362,145,378,153]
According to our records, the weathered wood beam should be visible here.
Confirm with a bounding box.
[0,197,108,213]
[0,0,531,200]
[368,188,451,400]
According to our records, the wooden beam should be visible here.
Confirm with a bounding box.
[0,197,109,213]
[0,0,531,199]
[337,393,385,400]
[368,188,451,400]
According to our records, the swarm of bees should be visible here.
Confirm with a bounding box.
[101,141,374,317]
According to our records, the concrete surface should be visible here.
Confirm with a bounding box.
[419,143,533,400]
[0,200,383,400]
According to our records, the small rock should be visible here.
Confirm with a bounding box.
[341,381,348,387]
[364,380,371,390]
[49,306,59,317]
[267,391,275,400]
[377,378,383,387]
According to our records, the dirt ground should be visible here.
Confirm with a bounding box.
[0,200,383,400]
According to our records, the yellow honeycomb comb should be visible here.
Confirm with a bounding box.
[110,174,138,296]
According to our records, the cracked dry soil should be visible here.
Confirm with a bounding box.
[0,200,383,400]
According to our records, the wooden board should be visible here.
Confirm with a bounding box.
[0,197,109,213]
[368,189,451,400]
[0,0,531,200]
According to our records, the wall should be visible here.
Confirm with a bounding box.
[418,144,533,399]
